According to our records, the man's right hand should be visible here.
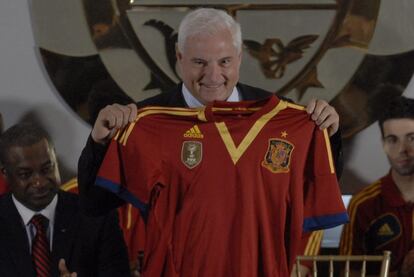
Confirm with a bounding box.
[91,103,138,145]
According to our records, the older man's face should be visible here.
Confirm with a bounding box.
[176,28,242,105]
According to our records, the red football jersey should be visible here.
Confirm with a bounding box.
[340,172,414,272]
[96,96,347,277]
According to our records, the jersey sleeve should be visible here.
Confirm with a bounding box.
[303,128,348,232]
[95,122,162,221]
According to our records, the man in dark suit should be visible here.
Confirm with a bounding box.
[78,9,342,217]
[78,8,342,276]
[0,122,130,277]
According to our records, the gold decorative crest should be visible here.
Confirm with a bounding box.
[262,138,294,173]
[181,141,202,169]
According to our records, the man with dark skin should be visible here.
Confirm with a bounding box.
[0,123,130,277]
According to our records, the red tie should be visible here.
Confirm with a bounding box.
[30,214,51,277]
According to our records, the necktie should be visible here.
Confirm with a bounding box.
[30,214,51,277]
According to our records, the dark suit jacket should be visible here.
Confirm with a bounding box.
[0,190,130,277]
[78,83,342,216]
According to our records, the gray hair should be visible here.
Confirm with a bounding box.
[177,8,242,53]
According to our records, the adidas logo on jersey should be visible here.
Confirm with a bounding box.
[377,223,394,236]
[184,125,204,139]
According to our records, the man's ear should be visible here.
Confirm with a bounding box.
[176,44,182,61]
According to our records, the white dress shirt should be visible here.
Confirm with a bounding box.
[182,84,241,108]
[13,194,57,251]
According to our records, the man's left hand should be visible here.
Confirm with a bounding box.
[306,99,339,137]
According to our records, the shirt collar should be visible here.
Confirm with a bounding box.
[182,84,241,108]
[13,194,58,226]
[382,171,411,207]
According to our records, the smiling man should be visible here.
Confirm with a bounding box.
[0,122,130,277]
[78,8,344,277]
[175,16,242,104]
[80,8,342,216]
[340,95,414,276]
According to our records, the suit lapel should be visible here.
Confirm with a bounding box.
[166,84,188,107]
[0,194,35,277]
[237,83,272,101]
[51,191,79,276]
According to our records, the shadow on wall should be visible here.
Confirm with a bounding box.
[339,137,370,194]
[0,100,76,183]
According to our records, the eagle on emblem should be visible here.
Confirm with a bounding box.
[244,35,319,79]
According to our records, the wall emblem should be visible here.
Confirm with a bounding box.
[31,0,392,140]
[32,0,414,193]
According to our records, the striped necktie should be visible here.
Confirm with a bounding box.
[30,214,51,277]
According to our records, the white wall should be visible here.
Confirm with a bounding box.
[0,1,90,181]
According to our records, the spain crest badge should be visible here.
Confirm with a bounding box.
[262,139,294,173]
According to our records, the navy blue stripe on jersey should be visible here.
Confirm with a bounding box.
[303,212,349,232]
[95,177,149,222]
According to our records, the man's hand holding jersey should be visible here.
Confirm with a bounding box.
[91,103,138,145]
[91,99,340,145]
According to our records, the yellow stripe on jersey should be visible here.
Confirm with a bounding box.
[114,107,205,145]
[138,106,261,113]
[323,129,335,174]
[127,204,132,229]
[118,126,130,145]
[138,106,202,112]
[211,107,262,112]
[287,102,335,173]
[216,100,288,164]
[412,211,414,241]
[118,100,294,147]
[60,177,78,191]
[197,107,207,122]
[304,230,323,255]
[286,102,306,111]
[339,181,381,254]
